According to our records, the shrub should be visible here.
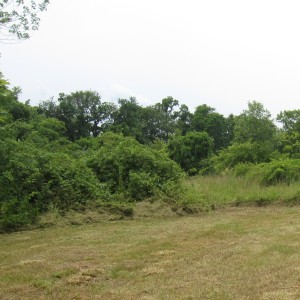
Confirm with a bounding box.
[233,163,252,177]
[0,198,38,231]
[167,131,213,172]
[88,133,183,200]
[210,141,274,174]
[230,159,300,186]
[0,140,107,230]
[39,153,107,210]
[256,159,300,186]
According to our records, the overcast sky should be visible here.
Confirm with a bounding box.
[1,0,300,117]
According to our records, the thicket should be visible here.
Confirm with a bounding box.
[0,80,186,230]
[2,74,300,231]
[233,159,300,186]
[86,132,183,200]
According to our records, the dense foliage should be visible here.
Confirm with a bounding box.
[2,70,300,230]
[168,131,213,173]
[86,132,183,200]
[0,78,185,229]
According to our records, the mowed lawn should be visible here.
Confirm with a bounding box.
[1,207,300,299]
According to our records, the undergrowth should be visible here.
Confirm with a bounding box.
[3,174,300,232]
[182,174,300,209]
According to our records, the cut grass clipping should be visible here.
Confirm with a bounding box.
[1,206,300,299]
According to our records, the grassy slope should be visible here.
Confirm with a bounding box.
[1,206,300,299]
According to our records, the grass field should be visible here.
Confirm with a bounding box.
[1,206,300,299]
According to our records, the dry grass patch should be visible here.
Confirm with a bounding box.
[1,207,300,299]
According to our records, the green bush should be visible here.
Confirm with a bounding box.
[0,140,107,230]
[231,159,300,186]
[209,141,274,174]
[167,131,213,172]
[256,159,300,185]
[233,163,252,177]
[39,153,107,210]
[0,198,38,231]
[88,133,183,200]
[127,171,157,200]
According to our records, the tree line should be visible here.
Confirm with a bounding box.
[2,72,300,230]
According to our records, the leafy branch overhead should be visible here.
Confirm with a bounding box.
[0,0,49,41]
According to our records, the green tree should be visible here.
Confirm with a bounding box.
[152,96,179,141]
[168,131,213,173]
[111,96,186,144]
[111,97,144,141]
[224,114,235,147]
[38,91,116,141]
[208,102,278,173]
[211,141,273,173]
[0,73,11,124]
[160,96,179,115]
[139,106,162,144]
[276,110,300,158]
[191,104,229,151]
[277,110,300,133]
[139,104,177,144]
[174,104,193,135]
[0,72,9,96]
[0,75,36,126]
[0,0,49,41]
[234,101,276,144]
[35,117,66,141]
[277,131,300,158]
[37,97,58,118]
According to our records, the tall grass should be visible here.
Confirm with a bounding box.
[182,174,300,209]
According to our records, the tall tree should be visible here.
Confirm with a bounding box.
[168,131,213,172]
[191,104,229,151]
[277,110,300,133]
[224,114,235,147]
[152,96,179,141]
[276,110,300,158]
[0,0,49,41]
[38,91,116,141]
[139,106,164,144]
[174,104,193,135]
[0,72,11,124]
[110,97,144,142]
[0,73,33,125]
[111,96,180,144]
[234,101,276,144]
